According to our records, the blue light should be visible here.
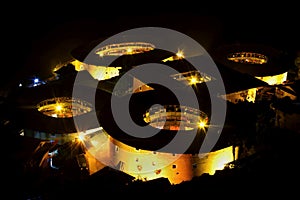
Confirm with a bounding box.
[34,78,39,83]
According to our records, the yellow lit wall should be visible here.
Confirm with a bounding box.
[132,77,154,93]
[71,60,121,81]
[27,127,238,184]
[108,142,237,184]
[256,72,288,85]
[221,88,257,104]
[193,146,238,176]
[85,150,106,175]
[110,146,195,184]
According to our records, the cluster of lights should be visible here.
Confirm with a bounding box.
[162,49,185,62]
[171,70,215,85]
[18,77,45,88]
[95,42,155,57]
[227,52,268,64]
[37,97,93,118]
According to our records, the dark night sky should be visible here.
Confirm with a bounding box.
[2,7,300,90]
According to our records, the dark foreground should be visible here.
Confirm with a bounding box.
[3,126,300,199]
